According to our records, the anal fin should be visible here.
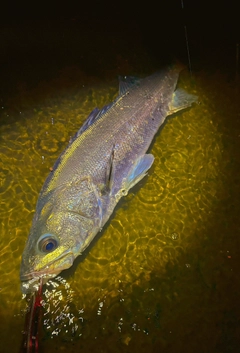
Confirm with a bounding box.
[122,154,154,195]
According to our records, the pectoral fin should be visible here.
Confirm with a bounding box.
[104,145,115,194]
[122,154,154,196]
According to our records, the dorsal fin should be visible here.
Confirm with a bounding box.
[118,76,141,96]
[76,102,114,137]
[74,76,141,139]
[76,107,100,136]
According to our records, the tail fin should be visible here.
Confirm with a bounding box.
[169,88,198,114]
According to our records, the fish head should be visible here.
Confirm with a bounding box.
[20,211,83,293]
[20,178,102,293]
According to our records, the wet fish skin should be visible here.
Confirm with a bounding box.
[20,66,197,293]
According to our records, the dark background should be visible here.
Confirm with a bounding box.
[0,0,239,101]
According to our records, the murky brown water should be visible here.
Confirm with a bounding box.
[0,61,240,353]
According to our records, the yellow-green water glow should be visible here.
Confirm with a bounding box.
[0,70,239,352]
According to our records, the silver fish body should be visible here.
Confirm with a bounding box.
[20,66,197,292]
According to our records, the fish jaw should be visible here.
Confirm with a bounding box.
[20,248,75,293]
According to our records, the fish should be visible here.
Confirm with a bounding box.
[20,65,197,293]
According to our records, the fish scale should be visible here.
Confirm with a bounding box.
[44,70,177,193]
[20,66,197,293]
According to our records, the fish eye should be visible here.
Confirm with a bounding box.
[38,234,59,253]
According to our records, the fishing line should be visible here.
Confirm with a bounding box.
[181,0,192,76]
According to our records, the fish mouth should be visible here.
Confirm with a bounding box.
[20,250,74,286]
[20,268,61,282]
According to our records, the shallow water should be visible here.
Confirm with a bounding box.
[0,66,240,353]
